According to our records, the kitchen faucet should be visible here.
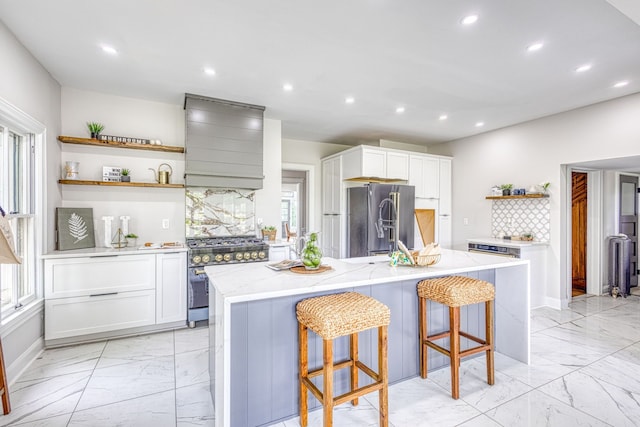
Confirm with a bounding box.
[375,196,399,254]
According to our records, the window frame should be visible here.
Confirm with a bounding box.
[0,97,45,322]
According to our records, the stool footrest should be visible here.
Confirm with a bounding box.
[304,359,384,406]
[308,359,354,379]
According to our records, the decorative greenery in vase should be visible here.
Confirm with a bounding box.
[87,122,105,139]
[301,232,322,270]
[125,233,138,247]
[500,183,513,196]
[539,182,550,195]
[121,168,131,182]
[261,225,277,241]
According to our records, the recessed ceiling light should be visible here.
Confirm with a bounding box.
[396,106,405,114]
[345,97,355,104]
[475,121,485,127]
[527,42,544,52]
[575,64,592,73]
[100,45,117,55]
[203,67,216,76]
[613,80,629,88]
[461,15,478,25]
[283,83,293,92]
[439,114,448,121]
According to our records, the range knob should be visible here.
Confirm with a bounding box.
[202,254,211,264]
[243,252,251,260]
[214,254,223,262]
[251,251,258,259]
[258,251,266,259]
[235,252,243,261]
[223,253,232,262]
[192,255,202,264]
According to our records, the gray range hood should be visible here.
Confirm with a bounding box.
[184,94,265,189]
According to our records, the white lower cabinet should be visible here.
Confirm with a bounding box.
[44,251,187,341]
[45,290,156,340]
[156,252,187,324]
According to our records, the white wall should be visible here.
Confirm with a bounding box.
[0,20,61,383]
[255,119,283,238]
[431,92,640,307]
[282,138,349,234]
[60,88,186,245]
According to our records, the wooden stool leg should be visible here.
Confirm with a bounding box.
[486,300,495,386]
[378,326,389,427]
[350,332,359,406]
[323,339,334,427]
[298,322,308,427]
[449,306,461,399]
[0,339,9,415]
[419,296,428,379]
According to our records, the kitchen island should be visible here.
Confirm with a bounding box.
[207,249,529,427]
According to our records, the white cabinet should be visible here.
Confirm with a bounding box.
[156,252,187,324]
[44,250,188,341]
[439,158,452,215]
[342,146,408,181]
[322,156,342,214]
[409,155,440,199]
[322,215,342,259]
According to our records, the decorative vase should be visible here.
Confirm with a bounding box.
[64,161,79,180]
[121,176,130,182]
[502,189,511,196]
[301,233,322,270]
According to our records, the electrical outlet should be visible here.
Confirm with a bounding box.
[463,217,469,225]
[162,218,170,229]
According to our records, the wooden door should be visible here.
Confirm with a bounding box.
[572,172,587,293]
[619,174,638,288]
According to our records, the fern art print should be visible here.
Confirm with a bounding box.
[56,208,95,250]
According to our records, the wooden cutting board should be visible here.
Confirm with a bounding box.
[414,209,435,246]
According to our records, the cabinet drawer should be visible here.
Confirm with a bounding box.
[44,290,156,340]
[45,254,155,298]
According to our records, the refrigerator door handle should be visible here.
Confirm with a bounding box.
[390,191,400,244]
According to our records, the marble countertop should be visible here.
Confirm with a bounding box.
[42,245,188,258]
[206,249,528,303]
[468,237,549,248]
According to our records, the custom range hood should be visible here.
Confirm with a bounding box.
[184,94,265,189]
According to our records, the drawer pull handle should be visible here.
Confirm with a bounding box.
[89,255,119,258]
[89,292,118,297]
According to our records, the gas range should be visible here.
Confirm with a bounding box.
[186,236,269,267]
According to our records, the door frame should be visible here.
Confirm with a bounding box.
[282,162,315,234]
[562,166,603,306]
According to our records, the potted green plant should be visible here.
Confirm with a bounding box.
[87,122,105,139]
[500,184,513,196]
[125,233,138,247]
[261,225,277,241]
[539,182,550,195]
[121,168,131,182]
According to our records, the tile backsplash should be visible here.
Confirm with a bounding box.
[491,198,550,242]
[186,187,256,237]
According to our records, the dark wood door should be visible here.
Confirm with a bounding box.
[572,172,587,293]
[619,174,638,288]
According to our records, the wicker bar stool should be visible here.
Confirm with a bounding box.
[417,276,495,399]
[296,292,390,427]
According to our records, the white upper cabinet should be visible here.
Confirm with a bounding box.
[342,146,408,181]
[409,155,440,199]
[322,156,342,214]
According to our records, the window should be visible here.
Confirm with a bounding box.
[0,123,37,317]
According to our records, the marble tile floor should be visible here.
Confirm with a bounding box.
[3,294,640,426]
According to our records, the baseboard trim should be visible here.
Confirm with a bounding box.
[544,297,563,310]
[6,336,44,386]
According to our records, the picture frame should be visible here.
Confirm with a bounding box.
[56,207,96,250]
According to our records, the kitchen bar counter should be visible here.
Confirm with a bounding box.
[207,249,530,427]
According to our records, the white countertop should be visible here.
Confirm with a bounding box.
[42,245,188,259]
[206,249,528,303]
[468,237,549,248]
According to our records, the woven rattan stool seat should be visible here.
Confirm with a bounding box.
[296,292,391,340]
[417,276,494,307]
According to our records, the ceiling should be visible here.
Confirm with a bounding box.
[0,0,639,146]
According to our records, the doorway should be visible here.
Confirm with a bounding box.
[571,171,588,297]
[281,169,307,239]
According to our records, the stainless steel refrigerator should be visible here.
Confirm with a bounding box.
[347,183,415,257]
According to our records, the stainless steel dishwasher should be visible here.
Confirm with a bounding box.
[468,242,521,258]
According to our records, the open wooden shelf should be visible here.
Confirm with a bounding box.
[58,136,185,154]
[485,194,549,200]
[59,180,184,188]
